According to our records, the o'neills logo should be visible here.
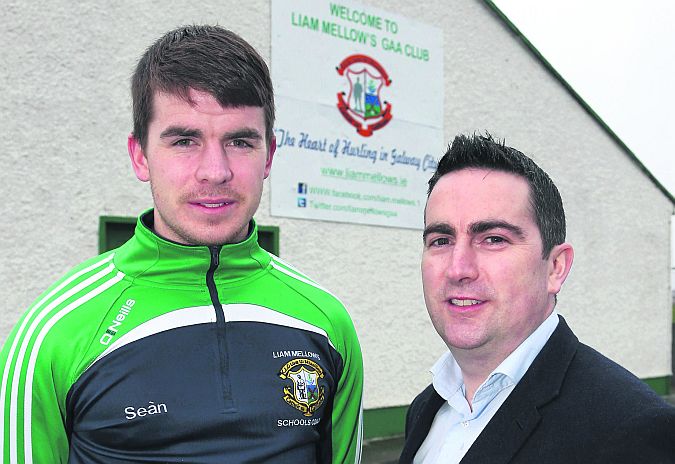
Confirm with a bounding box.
[278,358,325,417]
[336,54,392,137]
[99,299,135,345]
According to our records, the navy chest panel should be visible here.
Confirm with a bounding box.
[66,312,342,463]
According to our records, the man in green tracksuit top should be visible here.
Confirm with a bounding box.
[0,25,363,463]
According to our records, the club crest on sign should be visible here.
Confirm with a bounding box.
[278,358,326,416]
[336,54,393,137]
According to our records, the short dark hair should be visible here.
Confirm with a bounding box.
[131,25,275,149]
[428,133,566,258]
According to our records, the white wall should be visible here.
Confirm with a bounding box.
[1,0,672,410]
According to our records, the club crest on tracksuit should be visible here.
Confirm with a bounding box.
[279,358,325,416]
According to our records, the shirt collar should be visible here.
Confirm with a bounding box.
[430,311,560,401]
[430,350,464,401]
[493,310,559,383]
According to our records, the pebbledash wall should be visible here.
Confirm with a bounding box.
[2,0,673,439]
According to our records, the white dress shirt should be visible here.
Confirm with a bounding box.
[414,312,560,464]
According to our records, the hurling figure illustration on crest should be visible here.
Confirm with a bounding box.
[336,54,392,137]
[279,358,326,417]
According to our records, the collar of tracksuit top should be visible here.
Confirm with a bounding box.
[114,210,271,286]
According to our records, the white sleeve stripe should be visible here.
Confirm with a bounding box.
[3,258,117,464]
[22,270,125,464]
[355,400,364,464]
[0,253,115,453]
[269,260,345,307]
[268,254,316,283]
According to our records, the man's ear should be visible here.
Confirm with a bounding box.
[128,134,150,182]
[547,243,574,295]
[263,135,276,179]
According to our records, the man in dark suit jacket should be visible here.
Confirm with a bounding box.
[400,134,675,464]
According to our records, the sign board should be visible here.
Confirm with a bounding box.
[271,0,443,229]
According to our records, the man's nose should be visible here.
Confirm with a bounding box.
[195,143,233,184]
[445,241,479,283]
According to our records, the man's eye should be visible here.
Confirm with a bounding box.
[173,139,194,147]
[485,236,506,244]
[229,139,253,148]
[429,237,450,247]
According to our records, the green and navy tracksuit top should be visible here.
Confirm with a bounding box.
[0,211,363,463]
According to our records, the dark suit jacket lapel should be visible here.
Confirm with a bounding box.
[399,385,445,463]
[460,316,579,464]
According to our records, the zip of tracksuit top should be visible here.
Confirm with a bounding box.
[206,244,235,411]
[0,210,364,463]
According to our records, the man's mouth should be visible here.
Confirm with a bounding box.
[450,298,484,307]
[190,197,236,209]
[199,202,230,208]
